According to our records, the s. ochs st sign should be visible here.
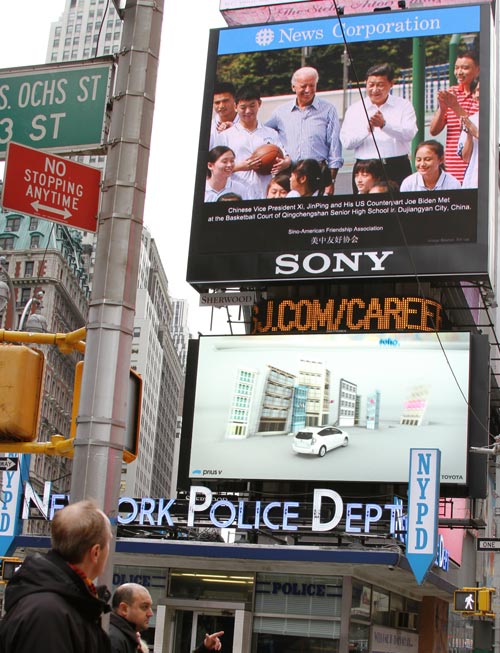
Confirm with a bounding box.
[250,296,443,334]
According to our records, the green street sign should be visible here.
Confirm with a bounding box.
[0,58,114,159]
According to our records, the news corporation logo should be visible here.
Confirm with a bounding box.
[255,27,275,47]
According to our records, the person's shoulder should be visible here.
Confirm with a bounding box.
[5,589,76,622]
[273,98,295,112]
[258,123,281,138]
[389,93,411,106]
[314,95,334,108]
[400,173,417,191]
[442,171,461,189]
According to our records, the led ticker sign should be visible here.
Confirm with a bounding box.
[251,297,443,334]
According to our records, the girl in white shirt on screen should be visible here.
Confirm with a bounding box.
[287,159,325,197]
[205,146,252,202]
[400,140,461,192]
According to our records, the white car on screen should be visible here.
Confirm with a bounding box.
[292,426,349,457]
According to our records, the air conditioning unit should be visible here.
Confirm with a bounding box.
[395,611,418,630]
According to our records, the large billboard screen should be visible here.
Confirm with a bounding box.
[187,4,494,287]
[186,332,476,484]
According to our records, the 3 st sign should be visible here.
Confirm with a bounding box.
[0,59,113,158]
[2,142,101,233]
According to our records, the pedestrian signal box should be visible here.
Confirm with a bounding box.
[0,557,23,583]
[71,362,142,463]
[454,589,478,612]
[0,345,44,441]
[454,588,495,616]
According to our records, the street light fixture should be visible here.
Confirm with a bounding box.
[18,290,47,332]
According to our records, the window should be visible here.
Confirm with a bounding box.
[20,288,31,304]
[30,235,41,248]
[29,217,39,230]
[5,217,21,232]
[0,237,14,250]
[24,261,34,277]
[371,588,390,626]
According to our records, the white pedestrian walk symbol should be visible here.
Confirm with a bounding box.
[465,593,475,610]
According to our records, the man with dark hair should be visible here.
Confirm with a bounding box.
[0,500,113,653]
[266,66,343,195]
[340,62,417,191]
[215,84,290,199]
[210,81,239,149]
[109,583,153,653]
[429,50,479,183]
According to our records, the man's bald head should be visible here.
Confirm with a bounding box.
[51,500,112,566]
[112,583,154,632]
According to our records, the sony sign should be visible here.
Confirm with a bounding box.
[275,251,394,276]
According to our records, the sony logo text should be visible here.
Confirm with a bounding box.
[275,250,394,276]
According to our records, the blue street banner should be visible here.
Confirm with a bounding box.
[406,448,441,584]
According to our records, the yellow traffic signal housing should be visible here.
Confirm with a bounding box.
[0,557,23,583]
[454,587,495,615]
[71,362,142,463]
[0,345,44,441]
[478,588,495,612]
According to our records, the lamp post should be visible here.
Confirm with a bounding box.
[18,290,47,333]
[0,256,16,330]
[0,256,47,332]
[470,442,499,653]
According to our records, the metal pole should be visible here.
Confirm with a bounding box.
[494,438,500,653]
[69,0,163,558]
[0,257,16,330]
[411,37,425,164]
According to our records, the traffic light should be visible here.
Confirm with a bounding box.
[454,589,478,613]
[0,557,23,583]
[0,345,44,441]
[454,587,495,615]
[71,362,142,463]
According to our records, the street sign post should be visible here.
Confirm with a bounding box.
[0,458,18,472]
[2,142,101,232]
[0,59,113,158]
[478,538,500,551]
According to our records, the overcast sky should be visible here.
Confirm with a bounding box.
[0,1,240,335]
